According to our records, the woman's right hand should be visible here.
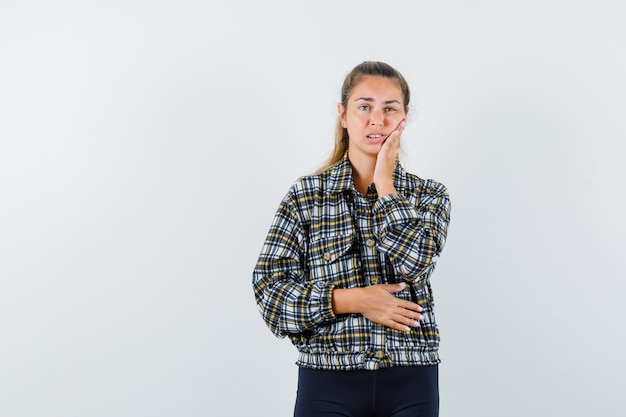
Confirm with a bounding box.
[332,283,423,332]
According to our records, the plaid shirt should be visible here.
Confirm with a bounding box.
[253,153,451,370]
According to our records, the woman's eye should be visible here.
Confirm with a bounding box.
[358,105,370,111]
[385,107,397,112]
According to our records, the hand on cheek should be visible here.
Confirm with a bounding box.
[373,120,406,196]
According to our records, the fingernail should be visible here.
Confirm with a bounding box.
[417,305,423,312]
[401,121,406,128]
[405,326,411,332]
[398,282,406,289]
[413,321,420,327]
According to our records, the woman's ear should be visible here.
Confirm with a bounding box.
[337,103,346,128]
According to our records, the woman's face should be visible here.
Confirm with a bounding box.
[339,76,407,160]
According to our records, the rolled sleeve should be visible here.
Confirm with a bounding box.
[373,182,451,281]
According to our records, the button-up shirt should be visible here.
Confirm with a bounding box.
[253,153,451,370]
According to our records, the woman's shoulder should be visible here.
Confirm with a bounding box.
[401,170,449,197]
[286,171,332,197]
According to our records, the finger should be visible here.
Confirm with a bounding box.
[380,283,423,305]
[391,119,407,139]
[396,119,407,134]
[379,288,423,316]
[384,285,419,306]
[387,131,401,147]
[388,316,420,332]
[386,319,413,333]
[383,282,407,293]
[401,309,424,321]
[392,314,422,329]
[385,132,402,155]
[398,299,423,313]
[382,120,406,147]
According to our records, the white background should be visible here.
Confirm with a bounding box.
[1,1,625,416]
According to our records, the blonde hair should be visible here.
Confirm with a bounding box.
[316,61,411,173]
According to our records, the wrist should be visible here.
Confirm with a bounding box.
[375,182,396,198]
[332,288,363,315]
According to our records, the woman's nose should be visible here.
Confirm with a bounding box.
[370,110,384,126]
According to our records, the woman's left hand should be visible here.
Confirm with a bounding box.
[373,120,406,197]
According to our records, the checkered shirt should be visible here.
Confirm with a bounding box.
[253,153,451,370]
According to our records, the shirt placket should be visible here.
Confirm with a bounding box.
[354,190,386,369]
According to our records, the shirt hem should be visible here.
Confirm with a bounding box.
[295,349,440,371]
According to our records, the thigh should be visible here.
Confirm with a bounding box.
[293,367,372,417]
[375,365,439,417]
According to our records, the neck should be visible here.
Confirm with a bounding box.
[348,152,376,195]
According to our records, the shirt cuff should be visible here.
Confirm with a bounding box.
[373,193,419,224]
[316,280,338,322]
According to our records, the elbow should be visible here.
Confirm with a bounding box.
[398,254,439,280]
[396,233,445,279]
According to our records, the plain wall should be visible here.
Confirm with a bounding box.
[1,1,625,416]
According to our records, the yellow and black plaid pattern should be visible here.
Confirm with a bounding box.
[253,153,451,370]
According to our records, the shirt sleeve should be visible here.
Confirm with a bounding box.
[252,193,337,339]
[373,180,451,281]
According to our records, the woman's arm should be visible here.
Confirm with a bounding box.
[332,283,423,332]
[252,194,336,338]
[374,181,451,281]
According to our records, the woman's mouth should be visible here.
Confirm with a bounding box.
[366,133,387,143]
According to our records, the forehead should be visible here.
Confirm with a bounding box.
[349,76,403,102]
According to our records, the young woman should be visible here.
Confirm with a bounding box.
[253,61,451,417]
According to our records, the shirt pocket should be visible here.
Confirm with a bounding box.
[307,233,361,288]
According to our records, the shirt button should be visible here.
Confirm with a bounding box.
[370,276,380,285]
[374,350,385,359]
[366,238,376,248]
[323,252,333,262]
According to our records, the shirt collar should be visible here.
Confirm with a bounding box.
[327,151,408,195]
